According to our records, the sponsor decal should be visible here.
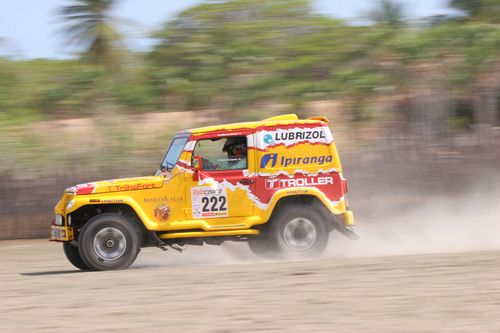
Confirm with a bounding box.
[260,153,333,168]
[106,183,156,192]
[265,176,334,190]
[286,189,310,195]
[74,183,96,195]
[101,199,123,203]
[217,132,243,137]
[191,186,228,218]
[89,199,124,203]
[263,134,275,145]
[51,228,67,240]
[144,196,183,204]
[154,204,170,221]
[274,130,325,141]
[260,153,278,168]
[66,199,75,210]
[258,127,331,148]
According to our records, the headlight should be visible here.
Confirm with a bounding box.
[54,214,64,226]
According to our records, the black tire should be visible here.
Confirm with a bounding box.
[247,236,278,258]
[63,242,90,270]
[78,213,140,271]
[270,204,329,257]
[247,220,279,258]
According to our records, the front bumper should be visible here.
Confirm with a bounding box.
[50,226,74,242]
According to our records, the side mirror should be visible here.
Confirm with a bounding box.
[193,156,203,171]
[192,156,203,182]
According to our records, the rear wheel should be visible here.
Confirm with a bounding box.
[248,236,277,257]
[248,204,329,258]
[63,242,89,270]
[271,205,329,257]
[78,213,140,271]
[248,220,278,258]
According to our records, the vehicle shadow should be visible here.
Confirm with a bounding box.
[19,264,170,276]
[20,270,87,276]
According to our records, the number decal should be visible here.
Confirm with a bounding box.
[200,196,227,212]
[191,187,228,218]
[218,196,227,211]
[210,196,218,211]
[201,196,225,212]
[201,197,210,212]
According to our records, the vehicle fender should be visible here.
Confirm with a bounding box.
[262,187,344,221]
[64,195,159,230]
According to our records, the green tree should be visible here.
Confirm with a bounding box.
[148,0,361,114]
[368,0,406,28]
[59,0,124,68]
[450,0,483,16]
[450,0,500,22]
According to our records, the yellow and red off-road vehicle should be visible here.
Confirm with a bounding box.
[51,114,356,270]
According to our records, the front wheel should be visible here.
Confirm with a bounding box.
[63,242,89,270]
[78,213,140,271]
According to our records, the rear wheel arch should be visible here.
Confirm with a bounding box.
[268,194,331,223]
[250,194,330,240]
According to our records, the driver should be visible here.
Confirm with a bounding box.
[222,137,247,169]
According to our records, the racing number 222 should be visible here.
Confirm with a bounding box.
[201,196,227,212]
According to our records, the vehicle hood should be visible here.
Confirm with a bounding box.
[68,176,165,195]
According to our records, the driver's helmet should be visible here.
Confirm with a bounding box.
[222,137,247,158]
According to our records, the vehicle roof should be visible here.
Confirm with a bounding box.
[181,114,328,135]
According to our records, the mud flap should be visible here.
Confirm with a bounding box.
[330,216,359,240]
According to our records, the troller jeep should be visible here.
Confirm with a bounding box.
[51,114,356,270]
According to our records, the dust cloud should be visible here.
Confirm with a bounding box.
[127,181,500,269]
[132,188,500,269]
[331,187,500,258]
[133,240,264,269]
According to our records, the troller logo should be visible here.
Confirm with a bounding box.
[265,176,334,190]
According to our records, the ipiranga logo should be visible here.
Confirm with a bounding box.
[260,153,333,168]
[257,126,333,149]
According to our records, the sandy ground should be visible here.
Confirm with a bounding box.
[1,234,500,333]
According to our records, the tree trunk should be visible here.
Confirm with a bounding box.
[408,63,451,145]
[472,67,499,145]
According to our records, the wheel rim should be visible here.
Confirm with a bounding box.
[93,227,127,261]
[283,217,317,251]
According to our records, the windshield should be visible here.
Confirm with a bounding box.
[159,135,189,172]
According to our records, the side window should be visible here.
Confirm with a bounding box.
[193,136,247,170]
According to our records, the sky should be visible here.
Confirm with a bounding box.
[0,0,457,60]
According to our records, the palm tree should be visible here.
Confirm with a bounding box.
[59,0,124,68]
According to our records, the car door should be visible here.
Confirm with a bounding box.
[185,134,256,223]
